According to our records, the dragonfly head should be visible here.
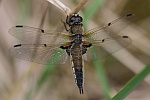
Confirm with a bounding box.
[68,14,83,26]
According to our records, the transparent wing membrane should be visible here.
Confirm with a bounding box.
[9,44,68,64]
[9,25,71,64]
[85,36,131,61]
[9,25,71,44]
[84,14,134,40]
[82,14,134,61]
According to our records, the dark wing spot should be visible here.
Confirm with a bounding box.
[108,22,111,26]
[60,46,66,49]
[41,29,44,33]
[16,25,23,27]
[126,13,133,17]
[44,44,47,47]
[14,44,21,47]
[87,43,92,47]
[122,36,128,38]
[102,39,105,42]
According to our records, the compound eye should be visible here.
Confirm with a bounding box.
[78,16,82,22]
[70,17,76,22]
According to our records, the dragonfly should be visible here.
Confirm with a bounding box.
[9,13,134,94]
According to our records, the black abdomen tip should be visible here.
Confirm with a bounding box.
[79,88,84,94]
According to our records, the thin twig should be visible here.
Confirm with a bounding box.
[71,0,88,15]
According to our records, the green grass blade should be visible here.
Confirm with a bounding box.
[94,61,111,100]
[36,64,57,90]
[83,0,104,25]
[25,63,59,100]
[26,49,65,99]
[19,0,31,23]
[112,64,150,100]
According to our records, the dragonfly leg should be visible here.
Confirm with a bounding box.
[66,47,71,55]
[66,15,70,25]
[82,46,87,55]
[61,19,69,31]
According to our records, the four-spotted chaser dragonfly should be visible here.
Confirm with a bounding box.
[9,13,134,94]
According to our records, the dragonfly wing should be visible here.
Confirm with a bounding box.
[84,36,131,61]
[83,14,134,40]
[83,54,88,61]
[9,43,68,65]
[9,25,71,44]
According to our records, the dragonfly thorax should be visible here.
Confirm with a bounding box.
[70,25,83,35]
[72,34,82,44]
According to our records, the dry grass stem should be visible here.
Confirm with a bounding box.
[39,1,49,28]
[47,0,88,16]
[71,0,88,15]
[46,0,71,15]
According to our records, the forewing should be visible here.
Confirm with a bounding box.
[83,14,134,40]
[9,25,71,44]
[9,44,68,65]
[84,36,131,61]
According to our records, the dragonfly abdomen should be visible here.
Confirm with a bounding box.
[72,67,84,94]
[71,44,84,94]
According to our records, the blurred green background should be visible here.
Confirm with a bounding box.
[0,0,150,100]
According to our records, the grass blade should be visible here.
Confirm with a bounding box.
[19,0,31,23]
[83,0,104,25]
[94,61,111,100]
[112,64,150,100]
